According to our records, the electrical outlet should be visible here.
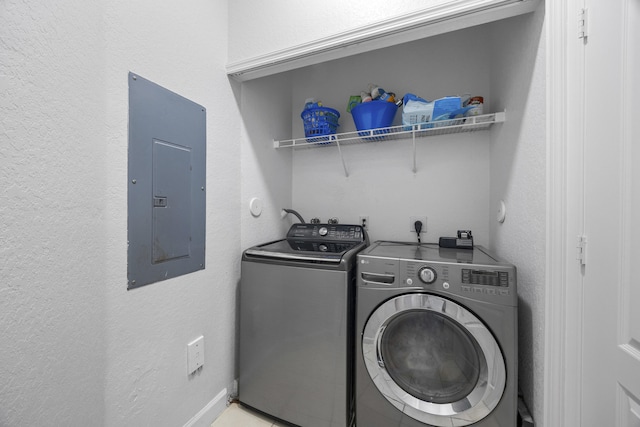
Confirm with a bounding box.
[409,216,427,233]
[187,335,204,375]
[359,216,369,230]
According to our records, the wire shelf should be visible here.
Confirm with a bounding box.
[274,111,505,149]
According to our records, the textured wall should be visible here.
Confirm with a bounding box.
[0,1,107,425]
[488,6,546,426]
[1,0,241,426]
[102,1,240,426]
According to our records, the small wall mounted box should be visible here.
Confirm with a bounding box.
[439,230,474,249]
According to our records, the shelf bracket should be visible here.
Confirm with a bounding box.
[335,137,349,177]
[412,126,418,173]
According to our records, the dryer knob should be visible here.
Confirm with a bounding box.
[419,267,437,284]
[318,227,328,236]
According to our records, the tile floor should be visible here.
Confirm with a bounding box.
[211,403,289,427]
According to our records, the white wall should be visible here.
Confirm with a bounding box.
[227,0,454,64]
[238,74,295,250]
[1,1,241,426]
[488,6,546,425]
[103,1,240,426]
[290,26,493,244]
[0,1,107,425]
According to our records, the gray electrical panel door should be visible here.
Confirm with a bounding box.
[128,72,206,289]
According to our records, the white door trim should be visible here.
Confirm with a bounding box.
[545,0,584,425]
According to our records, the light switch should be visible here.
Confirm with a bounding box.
[187,335,204,375]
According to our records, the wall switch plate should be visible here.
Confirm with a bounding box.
[359,216,369,230]
[409,216,427,233]
[187,335,204,375]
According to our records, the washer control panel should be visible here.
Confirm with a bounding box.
[461,268,510,287]
[357,242,517,306]
[418,267,437,284]
[400,260,516,305]
[287,223,365,242]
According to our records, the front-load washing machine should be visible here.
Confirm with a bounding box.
[355,241,517,427]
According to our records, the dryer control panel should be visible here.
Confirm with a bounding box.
[401,260,517,306]
[356,241,517,307]
[462,268,510,287]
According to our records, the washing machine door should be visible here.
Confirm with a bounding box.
[362,293,505,426]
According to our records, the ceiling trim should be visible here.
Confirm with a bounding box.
[226,0,540,81]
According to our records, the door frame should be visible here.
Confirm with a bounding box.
[545,0,584,425]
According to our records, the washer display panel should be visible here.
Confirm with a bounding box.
[362,294,505,426]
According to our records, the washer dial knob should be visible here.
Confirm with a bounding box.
[419,267,437,284]
[318,227,328,236]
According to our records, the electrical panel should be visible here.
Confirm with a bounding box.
[127,72,206,289]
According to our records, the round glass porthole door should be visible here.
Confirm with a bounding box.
[362,293,506,427]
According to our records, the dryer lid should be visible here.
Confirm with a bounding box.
[360,241,509,267]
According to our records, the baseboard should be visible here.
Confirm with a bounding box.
[183,387,228,427]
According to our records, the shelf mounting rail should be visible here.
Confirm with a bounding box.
[274,111,506,176]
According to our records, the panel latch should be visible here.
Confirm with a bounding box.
[153,196,168,207]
